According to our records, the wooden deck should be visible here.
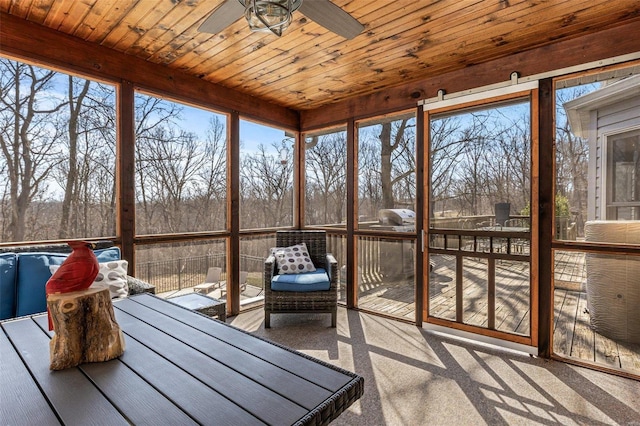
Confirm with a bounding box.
[554,289,640,373]
[355,252,640,376]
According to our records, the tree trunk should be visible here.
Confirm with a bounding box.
[380,122,394,208]
[48,287,125,370]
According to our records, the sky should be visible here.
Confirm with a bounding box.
[45,68,286,155]
[176,102,287,154]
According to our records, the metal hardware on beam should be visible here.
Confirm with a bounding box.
[511,71,520,85]
[418,51,640,107]
[421,80,538,111]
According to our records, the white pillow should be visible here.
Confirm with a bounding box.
[272,243,316,275]
[50,260,129,299]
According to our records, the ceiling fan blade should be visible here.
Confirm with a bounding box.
[198,0,245,34]
[298,0,363,39]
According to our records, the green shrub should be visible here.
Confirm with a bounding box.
[520,194,571,217]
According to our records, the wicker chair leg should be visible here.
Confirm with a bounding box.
[265,311,271,328]
[331,310,336,328]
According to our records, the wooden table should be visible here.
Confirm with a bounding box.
[1,294,363,425]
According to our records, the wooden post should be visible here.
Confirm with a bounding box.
[47,287,125,371]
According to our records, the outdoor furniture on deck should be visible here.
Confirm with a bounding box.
[477,225,530,254]
[220,270,249,297]
[1,293,364,425]
[168,292,226,321]
[193,266,222,294]
[585,220,640,343]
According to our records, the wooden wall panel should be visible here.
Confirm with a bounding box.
[300,20,640,130]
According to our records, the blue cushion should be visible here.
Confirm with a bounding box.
[0,253,17,320]
[15,252,67,317]
[94,247,121,262]
[271,268,330,292]
[15,247,122,317]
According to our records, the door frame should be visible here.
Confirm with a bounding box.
[421,82,540,349]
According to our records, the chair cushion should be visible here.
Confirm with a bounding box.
[15,247,122,317]
[94,247,122,262]
[15,252,67,317]
[273,243,316,274]
[271,268,330,292]
[0,253,17,320]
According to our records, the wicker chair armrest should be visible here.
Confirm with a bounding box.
[126,275,156,295]
[326,253,338,289]
[265,255,276,274]
[264,255,276,296]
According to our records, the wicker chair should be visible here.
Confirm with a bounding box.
[264,230,338,328]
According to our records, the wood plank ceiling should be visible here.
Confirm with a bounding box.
[1,0,639,111]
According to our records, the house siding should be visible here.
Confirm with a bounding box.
[593,96,640,220]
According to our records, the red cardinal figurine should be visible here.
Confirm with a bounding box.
[46,241,99,330]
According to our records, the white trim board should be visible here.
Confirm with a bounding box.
[423,322,539,356]
[422,81,538,111]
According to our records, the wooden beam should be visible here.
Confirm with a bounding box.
[300,19,640,130]
[414,104,424,326]
[0,12,299,131]
[537,78,554,358]
[229,112,241,315]
[118,81,135,274]
[346,119,356,309]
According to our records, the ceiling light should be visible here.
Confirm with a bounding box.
[244,0,302,37]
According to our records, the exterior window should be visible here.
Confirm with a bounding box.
[134,93,227,235]
[0,58,116,243]
[606,130,640,219]
[135,239,226,294]
[429,99,531,231]
[239,119,294,230]
[357,113,416,233]
[304,127,347,228]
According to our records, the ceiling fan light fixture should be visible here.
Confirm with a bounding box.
[245,0,294,36]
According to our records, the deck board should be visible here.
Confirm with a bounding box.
[571,292,595,362]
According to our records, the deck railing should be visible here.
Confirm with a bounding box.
[136,253,265,294]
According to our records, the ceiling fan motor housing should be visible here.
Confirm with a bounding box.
[244,0,303,36]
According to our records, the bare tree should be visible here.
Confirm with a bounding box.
[193,115,227,229]
[134,94,184,234]
[137,126,206,233]
[556,88,589,234]
[453,131,489,216]
[241,140,294,228]
[0,59,66,241]
[305,132,347,225]
[378,119,415,209]
[357,131,382,219]
[57,76,90,238]
[429,115,473,218]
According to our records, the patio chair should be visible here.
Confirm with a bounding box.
[219,270,249,298]
[504,218,529,228]
[264,230,338,328]
[239,270,248,292]
[193,267,222,294]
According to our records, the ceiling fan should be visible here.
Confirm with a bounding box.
[198,0,364,39]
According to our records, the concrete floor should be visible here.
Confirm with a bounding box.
[229,307,640,425]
